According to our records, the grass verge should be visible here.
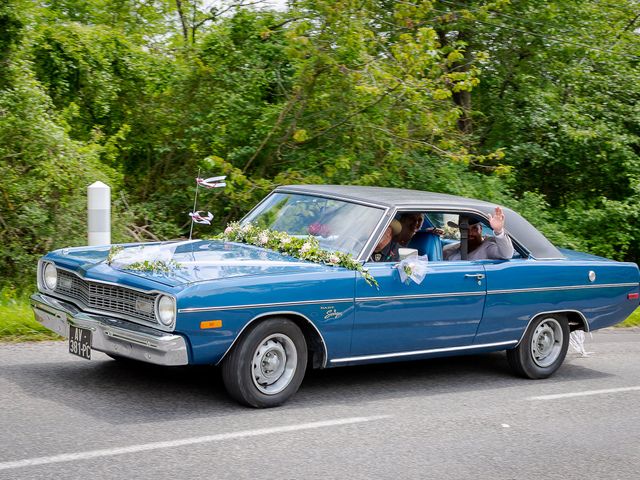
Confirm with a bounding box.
[0,296,62,342]
[619,307,640,327]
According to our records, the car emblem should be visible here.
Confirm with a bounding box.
[321,306,344,320]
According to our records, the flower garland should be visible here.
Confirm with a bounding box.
[122,259,182,273]
[217,222,378,287]
[105,245,182,273]
[106,245,124,264]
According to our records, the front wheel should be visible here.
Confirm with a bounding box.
[222,318,307,408]
[507,314,570,379]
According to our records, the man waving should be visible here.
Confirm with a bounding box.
[443,206,514,261]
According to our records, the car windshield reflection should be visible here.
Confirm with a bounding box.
[243,193,385,257]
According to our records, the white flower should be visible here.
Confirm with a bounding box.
[328,254,340,264]
[280,236,291,245]
[241,223,252,233]
[258,232,269,245]
[300,242,312,254]
[403,263,414,276]
[224,226,233,235]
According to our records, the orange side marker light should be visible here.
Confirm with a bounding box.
[200,320,223,329]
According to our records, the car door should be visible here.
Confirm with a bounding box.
[348,260,487,359]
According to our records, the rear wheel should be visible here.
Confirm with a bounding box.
[222,318,307,408]
[507,314,570,379]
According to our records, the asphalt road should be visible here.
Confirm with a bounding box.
[1,329,639,480]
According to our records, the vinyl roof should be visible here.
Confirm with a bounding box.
[275,185,564,260]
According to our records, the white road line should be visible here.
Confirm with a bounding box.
[0,415,391,471]
[529,386,640,401]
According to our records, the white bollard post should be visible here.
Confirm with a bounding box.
[87,181,111,245]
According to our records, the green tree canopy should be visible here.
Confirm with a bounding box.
[1,0,640,288]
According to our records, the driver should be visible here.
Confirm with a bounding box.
[371,219,402,262]
[395,212,424,247]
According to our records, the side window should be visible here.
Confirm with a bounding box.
[425,213,459,244]
[369,211,428,263]
[438,213,518,261]
[370,210,519,262]
[396,211,443,261]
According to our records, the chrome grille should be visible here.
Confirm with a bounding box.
[55,270,158,323]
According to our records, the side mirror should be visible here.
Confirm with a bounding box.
[398,248,418,261]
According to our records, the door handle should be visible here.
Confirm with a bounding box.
[465,273,485,285]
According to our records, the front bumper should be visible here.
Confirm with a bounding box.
[31,293,189,366]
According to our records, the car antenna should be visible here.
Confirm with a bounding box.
[188,168,227,240]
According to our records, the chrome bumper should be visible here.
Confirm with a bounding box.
[30,293,189,366]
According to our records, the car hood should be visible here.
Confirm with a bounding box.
[49,240,333,287]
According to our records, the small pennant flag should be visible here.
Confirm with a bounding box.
[196,176,226,189]
[189,211,214,225]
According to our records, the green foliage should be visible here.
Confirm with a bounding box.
[431,0,640,258]
[0,286,61,341]
[1,0,640,295]
[0,59,120,288]
[0,0,25,88]
[620,308,640,328]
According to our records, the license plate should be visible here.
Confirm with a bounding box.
[69,325,91,360]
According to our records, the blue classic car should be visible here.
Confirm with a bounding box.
[31,185,640,407]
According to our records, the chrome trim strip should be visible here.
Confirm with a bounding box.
[488,283,638,295]
[357,206,393,262]
[30,293,188,366]
[272,188,390,210]
[154,294,176,329]
[330,340,517,364]
[356,291,485,302]
[516,309,590,346]
[179,297,353,314]
[37,259,48,293]
[527,256,566,261]
[43,264,177,332]
[216,310,330,368]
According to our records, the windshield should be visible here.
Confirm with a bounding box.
[243,193,385,257]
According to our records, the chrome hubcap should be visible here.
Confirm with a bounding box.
[252,334,297,395]
[531,318,563,368]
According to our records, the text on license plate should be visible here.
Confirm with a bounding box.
[69,325,91,360]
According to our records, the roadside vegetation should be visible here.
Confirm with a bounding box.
[1,1,639,340]
[622,308,640,328]
[0,288,61,342]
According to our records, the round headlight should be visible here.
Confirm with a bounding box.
[156,295,176,327]
[43,263,58,290]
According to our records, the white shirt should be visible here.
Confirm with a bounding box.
[443,231,514,261]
